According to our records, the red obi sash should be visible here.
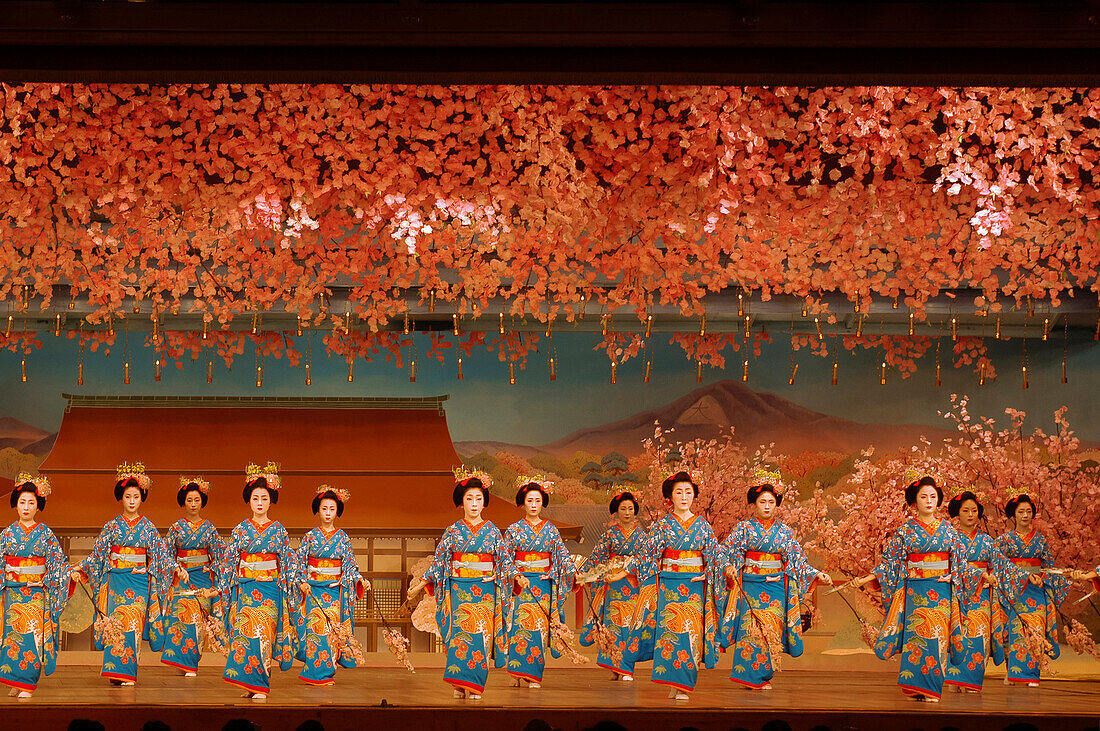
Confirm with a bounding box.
[661,549,703,573]
[907,551,950,578]
[514,551,551,574]
[5,555,46,583]
[307,557,343,581]
[1009,556,1042,572]
[110,545,147,570]
[451,552,495,578]
[176,548,210,566]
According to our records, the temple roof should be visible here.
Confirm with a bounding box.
[35,394,558,536]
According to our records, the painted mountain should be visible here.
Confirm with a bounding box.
[0,417,56,456]
[455,380,954,458]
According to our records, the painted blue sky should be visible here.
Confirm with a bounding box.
[2,331,1097,445]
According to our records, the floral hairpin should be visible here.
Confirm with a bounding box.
[179,476,211,495]
[752,466,784,488]
[516,474,554,494]
[316,484,351,502]
[116,462,152,491]
[246,462,281,491]
[453,465,494,489]
[16,472,51,498]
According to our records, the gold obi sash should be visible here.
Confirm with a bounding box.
[239,552,279,580]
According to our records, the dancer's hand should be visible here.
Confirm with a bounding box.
[1028,573,1044,586]
[851,573,876,588]
[981,571,995,586]
[176,566,189,581]
[724,565,738,581]
[515,575,531,591]
[359,578,371,593]
[299,582,310,595]
[817,572,833,586]
[407,578,426,599]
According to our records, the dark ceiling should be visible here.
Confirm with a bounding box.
[3,0,1100,84]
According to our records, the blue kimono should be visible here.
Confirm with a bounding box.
[419,519,516,695]
[77,515,171,683]
[0,522,70,692]
[158,518,225,673]
[942,529,1029,692]
[994,529,1070,685]
[220,519,301,695]
[578,524,655,676]
[720,517,820,689]
[502,518,576,683]
[635,514,724,693]
[295,527,364,685]
[872,518,981,700]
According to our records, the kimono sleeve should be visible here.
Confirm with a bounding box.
[779,525,821,595]
[1038,535,1070,605]
[872,526,906,596]
[579,529,612,573]
[421,526,456,593]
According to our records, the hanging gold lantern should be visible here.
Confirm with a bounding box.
[611,361,617,384]
[457,356,464,380]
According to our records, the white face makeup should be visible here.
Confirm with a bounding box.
[16,491,37,523]
[121,485,143,516]
[318,498,338,525]
[754,490,777,520]
[183,489,203,518]
[1013,501,1034,530]
[463,487,485,521]
[250,487,271,520]
[914,484,939,518]
[957,500,980,529]
[670,481,695,513]
[524,489,544,519]
[616,498,636,523]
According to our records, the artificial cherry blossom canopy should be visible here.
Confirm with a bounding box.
[1,84,1099,376]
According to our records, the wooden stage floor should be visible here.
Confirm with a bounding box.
[4,665,1098,731]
